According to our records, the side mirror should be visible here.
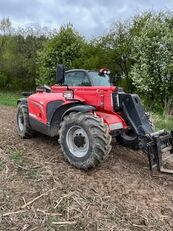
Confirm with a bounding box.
[56,64,65,84]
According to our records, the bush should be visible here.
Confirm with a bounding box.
[0,73,8,88]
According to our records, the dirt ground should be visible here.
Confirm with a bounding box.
[0,105,173,231]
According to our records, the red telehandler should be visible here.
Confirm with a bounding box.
[16,65,173,173]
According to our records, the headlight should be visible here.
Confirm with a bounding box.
[63,90,74,100]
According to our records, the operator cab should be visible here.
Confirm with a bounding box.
[56,65,111,87]
[64,69,111,87]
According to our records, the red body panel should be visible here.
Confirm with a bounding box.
[28,86,127,130]
[28,92,63,123]
[96,111,127,130]
[28,91,85,124]
[51,85,116,112]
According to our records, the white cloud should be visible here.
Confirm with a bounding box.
[0,0,173,37]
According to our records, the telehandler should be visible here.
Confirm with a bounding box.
[16,65,173,173]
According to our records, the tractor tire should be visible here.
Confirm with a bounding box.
[59,112,112,170]
[116,112,154,150]
[116,131,139,150]
[16,103,35,138]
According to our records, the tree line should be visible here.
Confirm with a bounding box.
[0,12,173,113]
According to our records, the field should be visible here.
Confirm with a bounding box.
[0,92,21,107]
[0,94,173,230]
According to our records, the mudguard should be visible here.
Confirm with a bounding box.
[62,105,96,118]
[95,111,127,131]
[48,104,96,136]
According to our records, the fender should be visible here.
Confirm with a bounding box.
[27,91,87,137]
[17,98,27,105]
[62,105,96,118]
[49,103,96,137]
[95,111,127,131]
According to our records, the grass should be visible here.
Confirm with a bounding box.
[9,150,23,163]
[152,113,173,131]
[8,149,39,179]
[0,91,21,107]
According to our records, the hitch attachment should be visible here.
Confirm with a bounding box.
[144,130,173,174]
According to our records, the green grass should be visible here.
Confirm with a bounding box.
[152,113,173,131]
[0,91,21,107]
[9,150,23,163]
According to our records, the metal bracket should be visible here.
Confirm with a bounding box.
[145,131,173,174]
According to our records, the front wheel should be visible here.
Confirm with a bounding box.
[59,112,112,169]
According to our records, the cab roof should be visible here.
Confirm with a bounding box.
[65,69,96,73]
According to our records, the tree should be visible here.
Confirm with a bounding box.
[0,18,13,88]
[73,37,111,71]
[36,24,85,85]
[0,18,48,90]
[129,13,173,112]
[98,21,135,91]
[0,17,12,36]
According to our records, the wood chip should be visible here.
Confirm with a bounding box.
[21,187,56,209]
[52,221,76,225]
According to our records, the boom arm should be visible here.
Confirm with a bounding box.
[113,90,173,174]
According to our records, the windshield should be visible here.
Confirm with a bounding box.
[89,71,111,86]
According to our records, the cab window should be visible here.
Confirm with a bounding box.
[89,72,111,86]
[64,71,91,86]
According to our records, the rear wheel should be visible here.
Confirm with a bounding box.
[116,130,139,149]
[116,112,154,149]
[59,112,112,169]
[16,103,35,138]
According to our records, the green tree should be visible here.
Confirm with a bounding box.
[0,18,13,88]
[73,38,110,71]
[130,13,173,112]
[36,24,85,85]
[97,21,135,91]
[0,18,47,90]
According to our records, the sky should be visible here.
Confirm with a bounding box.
[0,0,173,38]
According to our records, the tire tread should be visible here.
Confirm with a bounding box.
[59,112,112,169]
